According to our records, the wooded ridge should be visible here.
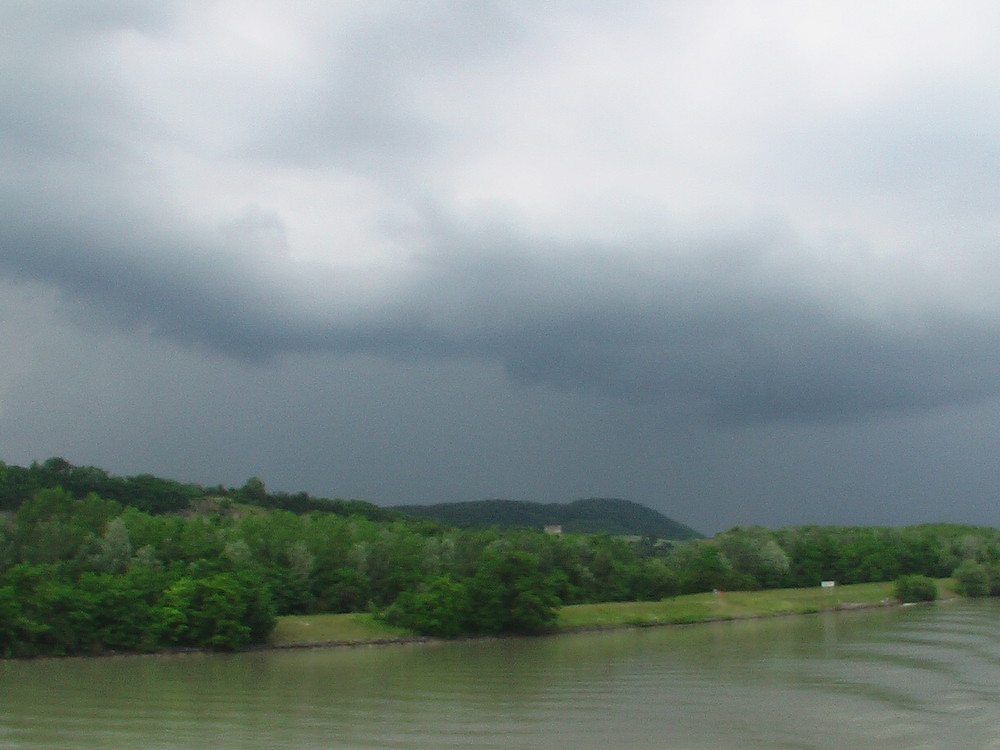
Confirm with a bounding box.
[389,498,703,539]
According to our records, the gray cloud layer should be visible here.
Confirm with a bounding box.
[3,194,997,424]
[4,1,1000,529]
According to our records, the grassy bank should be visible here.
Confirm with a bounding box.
[269,579,959,647]
[269,612,413,645]
[558,580,954,629]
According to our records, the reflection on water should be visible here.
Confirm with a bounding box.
[3,601,1000,749]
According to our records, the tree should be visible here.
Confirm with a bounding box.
[468,550,559,633]
[90,517,133,574]
[239,477,268,505]
[161,572,275,650]
[717,527,790,589]
[77,570,164,651]
[15,487,77,528]
[0,585,43,657]
[635,559,678,600]
[123,474,199,514]
[672,542,735,594]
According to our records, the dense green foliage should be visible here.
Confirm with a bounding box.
[952,559,991,597]
[390,498,703,539]
[0,458,400,522]
[894,575,938,602]
[2,458,1000,656]
[0,486,279,656]
[382,550,561,636]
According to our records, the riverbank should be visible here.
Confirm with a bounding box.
[268,578,960,648]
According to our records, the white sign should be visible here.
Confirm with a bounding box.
[821,580,836,588]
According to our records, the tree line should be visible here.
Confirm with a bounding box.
[1,458,999,656]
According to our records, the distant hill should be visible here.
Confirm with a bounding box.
[391,498,703,540]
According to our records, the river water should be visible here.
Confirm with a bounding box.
[3,600,1000,749]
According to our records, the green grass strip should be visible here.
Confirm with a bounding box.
[271,579,959,645]
[558,580,957,629]
[269,613,412,645]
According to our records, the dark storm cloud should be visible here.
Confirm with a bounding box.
[3,189,998,423]
[490,300,1000,424]
[6,1,1000,531]
[420,226,1000,424]
[0,208,430,361]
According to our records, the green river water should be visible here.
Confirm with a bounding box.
[3,600,1000,749]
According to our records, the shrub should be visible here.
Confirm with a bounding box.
[382,576,471,638]
[953,560,990,598]
[894,575,937,603]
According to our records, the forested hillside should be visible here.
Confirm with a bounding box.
[0,457,399,521]
[2,458,1000,658]
[390,498,703,539]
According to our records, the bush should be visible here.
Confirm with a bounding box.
[894,575,937,603]
[382,576,471,638]
[953,560,990,598]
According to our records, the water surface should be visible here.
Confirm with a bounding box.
[4,600,1000,749]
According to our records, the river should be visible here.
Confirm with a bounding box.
[3,600,1000,749]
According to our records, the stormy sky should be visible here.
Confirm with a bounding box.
[3,1,1000,534]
